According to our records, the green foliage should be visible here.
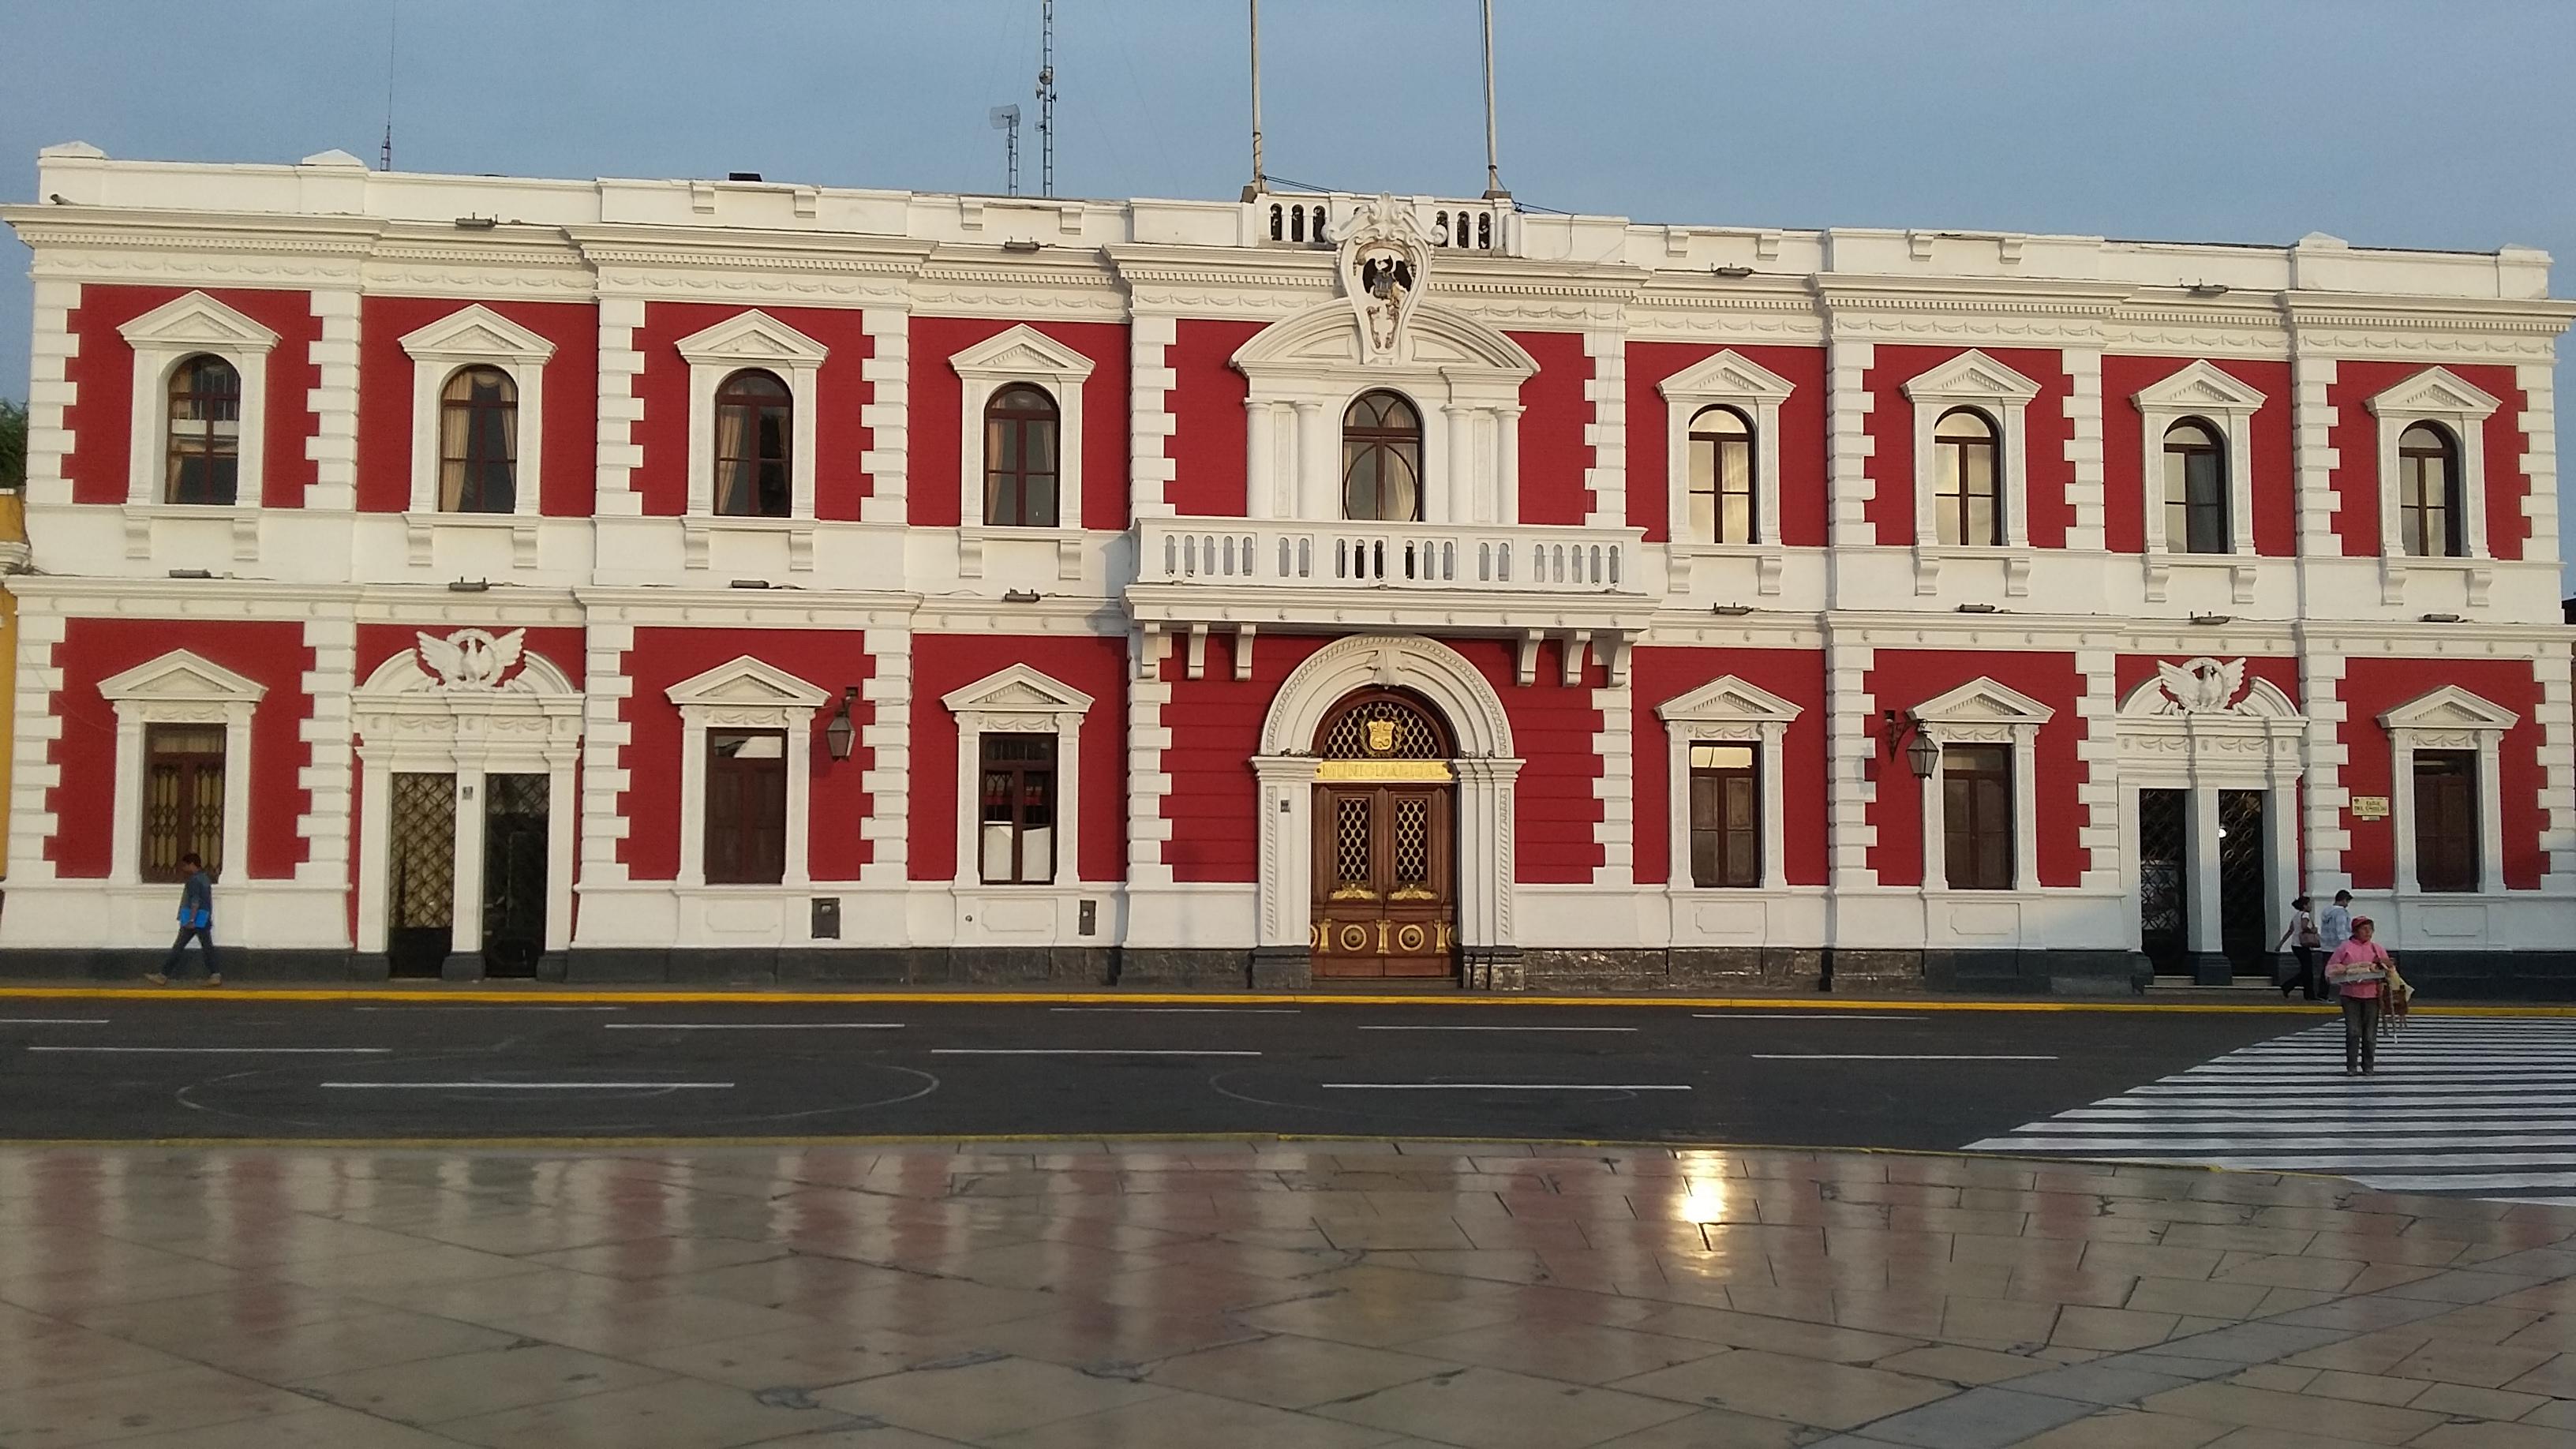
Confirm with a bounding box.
[0,398,24,492]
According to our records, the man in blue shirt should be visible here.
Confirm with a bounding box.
[145,852,221,987]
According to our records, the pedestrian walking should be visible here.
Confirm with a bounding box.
[2323,916,2394,1075]
[2316,889,2354,1002]
[2273,895,2323,1000]
[144,852,222,987]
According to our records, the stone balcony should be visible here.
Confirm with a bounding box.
[1126,515,1653,636]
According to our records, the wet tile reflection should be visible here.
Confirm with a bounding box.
[0,1140,2570,1446]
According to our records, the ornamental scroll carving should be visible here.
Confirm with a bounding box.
[415,628,527,690]
[1338,196,1432,363]
[2144,657,2249,716]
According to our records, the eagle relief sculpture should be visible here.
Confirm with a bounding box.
[1338,194,1432,362]
[2151,656,2247,715]
[416,627,527,690]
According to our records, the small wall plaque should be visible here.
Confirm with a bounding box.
[2349,796,2391,821]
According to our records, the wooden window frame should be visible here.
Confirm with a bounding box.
[712,369,795,519]
[164,354,243,507]
[1687,406,1757,545]
[438,365,519,514]
[978,732,1058,886]
[1941,743,2016,892]
[2397,422,2464,560]
[1341,390,1425,522]
[2162,417,2230,555]
[140,722,227,884]
[1933,408,2002,548]
[702,728,788,886]
[1687,743,1762,889]
[982,384,1062,528]
[2410,748,2480,894]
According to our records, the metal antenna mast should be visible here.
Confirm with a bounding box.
[1242,0,1264,200]
[1481,0,1508,199]
[1035,0,1057,198]
[380,0,399,170]
[989,106,1022,197]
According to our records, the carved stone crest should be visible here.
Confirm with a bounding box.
[416,628,527,690]
[1338,195,1432,363]
[2147,657,2248,715]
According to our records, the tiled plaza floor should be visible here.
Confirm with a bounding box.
[2,1141,2573,1447]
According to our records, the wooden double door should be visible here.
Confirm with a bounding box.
[1311,782,1456,978]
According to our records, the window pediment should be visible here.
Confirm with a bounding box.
[2132,359,2266,415]
[949,324,1095,384]
[1914,677,2054,728]
[1657,350,1796,406]
[1230,300,1538,381]
[942,664,1095,717]
[118,291,279,354]
[665,657,832,712]
[675,310,829,368]
[399,305,556,366]
[99,650,268,704]
[1656,675,1803,725]
[2379,684,2516,733]
[1902,349,2042,406]
[2368,367,2502,421]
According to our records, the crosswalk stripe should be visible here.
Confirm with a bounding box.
[1964,1020,2576,1205]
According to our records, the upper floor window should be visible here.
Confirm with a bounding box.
[1342,390,1423,522]
[1941,743,2015,891]
[713,369,792,519]
[1933,408,2001,547]
[1688,406,1755,545]
[983,384,1061,528]
[2397,421,2464,559]
[2162,419,2228,554]
[438,367,519,514]
[165,354,242,506]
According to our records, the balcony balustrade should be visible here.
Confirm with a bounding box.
[1129,516,1650,633]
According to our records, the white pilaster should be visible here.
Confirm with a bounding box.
[305,289,361,511]
[1827,635,1878,890]
[1589,653,1634,887]
[2075,648,2120,892]
[7,610,66,882]
[593,296,646,517]
[859,627,912,882]
[293,620,357,908]
[2061,349,2106,552]
[1128,313,1178,520]
[1496,404,1524,526]
[2297,640,2349,894]
[1582,327,1627,528]
[578,624,635,888]
[1827,338,1878,552]
[2290,351,2340,558]
[24,280,78,509]
[2536,650,2576,888]
[2518,364,2559,567]
[1126,629,1175,884]
[859,305,913,524]
[1296,400,1332,519]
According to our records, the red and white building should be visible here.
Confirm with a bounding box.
[6,141,2573,994]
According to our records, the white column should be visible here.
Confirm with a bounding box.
[2185,785,2222,956]
[23,279,78,508]
[1826,633,1878,890]
[859,627,912,883]
[1826,337,1878,588]
[859,305,912,524]
[1589,655,1634,887]
[1127,630,1175,885]
[1453,757,1523,952]
[2298,642,2349,896]
[1297,401,1333,519]
[1252,754,1320,948]
[354,754,390,954]
[6,608,66,884]
[2537,650,2576,889]
[593,295,647,517]
[293,620,358,922]
[305,288,362,511]
[544,747,578,953]
[2290,349,2340,562]
[1583,326,1627,528]
[2062,349,2106,552]
[1129,312,1178,519]
[1245,399,1276,521]
[2074,649,2121,892]
[2265,781,2299,949]
[451,766,488,954]
[2518,364,2559,567]
[1496,404,1524,526]
[1442,404,1473,525]
[576,624,636,901]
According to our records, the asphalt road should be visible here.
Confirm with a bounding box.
[0,1000,2312,1149]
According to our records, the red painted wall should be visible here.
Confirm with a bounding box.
[1159,634,1328,882]
[1508,331,1593,526]
[629,303,874,519]
[1627,343,1830,546]
[909,635,1126,882]
[2337,657,2544,891]
[355,298,598,515]
[616,630,874,882]
[1631,647,1830,886]
[1863,650,2084,887]
[63,285,319,507]
[47,619,313,879]
[2326,362,2528,560]
[908,318,1129,530]
[2099,358,2293,556]
[1167,320,1264,517]
[1867,346,2072,547]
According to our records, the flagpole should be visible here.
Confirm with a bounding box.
[1242,0,1266,200]
[1481,0,1508,199]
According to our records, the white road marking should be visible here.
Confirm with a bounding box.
[1360,1016,1638,1026]
[930,1048,1263,1057]
[353,1005,627,1012]
[604,1022,905,1031]
[1753,1054,2057,1061]
[0,1019,110,1025]
[1318,1083,1691,1091]
[31,1046,393,1054]
[320,1081,734,1090]
[1692,1013,1928,1020]
[1049,1008,1301,1014]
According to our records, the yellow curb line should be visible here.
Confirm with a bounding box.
[0,983,2569,1016]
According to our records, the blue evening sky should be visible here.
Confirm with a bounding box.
[6,0,2573,557]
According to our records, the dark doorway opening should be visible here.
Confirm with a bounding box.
[482,773,549,978]
[2138,788,2188,973]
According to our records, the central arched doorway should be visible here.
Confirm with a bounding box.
[1310,689,1457,978]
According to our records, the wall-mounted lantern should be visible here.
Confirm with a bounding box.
[1881,708,1940,781]
[824,686,859,762]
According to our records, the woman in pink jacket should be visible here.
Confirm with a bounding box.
[2323,916,2394,1075]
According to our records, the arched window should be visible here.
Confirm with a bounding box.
[712,369,792,518]
[1687,406,1755,544]
[983,384,1061,527]
[164,354,242,505]
[438,366,518,513]
[1933,408,2001,546]
[2162,418,2227,554]
[1341,391,1423,522]
[2398,421,2463,558]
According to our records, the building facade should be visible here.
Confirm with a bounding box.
[6,142,2573,994]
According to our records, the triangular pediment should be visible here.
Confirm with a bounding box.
[400,304,556,365]
[1657,349,1798,406]
[98,650,268,704]
[674,310,830,367]
[665,656,832,710]
[2380,684,2517,732]
[1913,676,2054,727]
[1230,300,1538,379]
[942,663,1095,716]
[949,324,1096,383]
[1656,674,1803,724]
[117,291,279,352]
[2132,359,2267,414]
[2368,366,2503,421]
[1901,349,2043,406]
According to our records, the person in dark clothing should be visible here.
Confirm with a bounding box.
[2273,894,2323,1000]
[145,852,221,986]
